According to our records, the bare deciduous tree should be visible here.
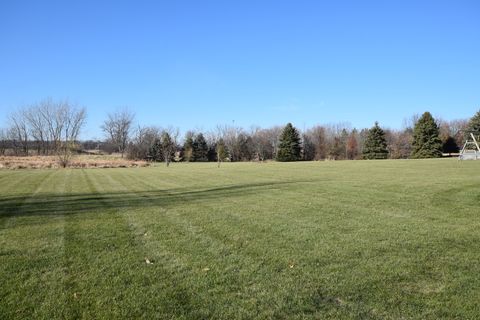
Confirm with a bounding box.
[37,98,69,152]
[24,105,49,154]
[385,129,413,159]
[127,126,161,160]
[8,110,29,155]
[56,104,87,167]
[250,127,274,161]
[0,128,7,155]
[216,124,243,161]
[402,114,420,131]
[346,129,359,160]
[6,99,86,165]
[101,109,135,158]
[307,126,327,160]
[262,126,282,159]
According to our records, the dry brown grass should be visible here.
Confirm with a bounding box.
[0,155,150,169]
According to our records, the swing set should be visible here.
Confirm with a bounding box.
[459,132,480,160]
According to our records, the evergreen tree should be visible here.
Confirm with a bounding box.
[465,110,480,140]
[160,131,175,166]
[193,133,208,161]
[411,112,442,158]
[442,136,459,154]
[207,144,217,162]
[149,138,162,162]
[276,123,301,161]
[363,122,388,159]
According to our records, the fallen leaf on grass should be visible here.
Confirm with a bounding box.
[145,257,153,264]
[202,267,210,272]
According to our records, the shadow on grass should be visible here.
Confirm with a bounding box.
[0,180,308,219]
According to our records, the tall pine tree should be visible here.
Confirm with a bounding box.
[465,110,480,140]
[193,133,208,162]
[276,123,301,161]
[362,122,388,159]
[411,112,442,158]
[149,138,162,162]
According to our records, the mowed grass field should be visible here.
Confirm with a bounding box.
[1,160,479,319]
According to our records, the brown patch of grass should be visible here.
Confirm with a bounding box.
[0,155,150,170]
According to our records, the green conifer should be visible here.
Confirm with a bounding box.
[276,123,301,161]
[362,122,388,159]
[193,133,208,162]
[411,112,442,158]
[465,110,480,140]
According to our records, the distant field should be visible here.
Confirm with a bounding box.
[1,160,479,319]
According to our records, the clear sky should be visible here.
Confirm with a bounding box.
[1,0,479,139]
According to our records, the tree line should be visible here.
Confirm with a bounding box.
[2,98,480,164]
[98,109,480,163]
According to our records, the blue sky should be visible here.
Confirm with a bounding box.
[1,0,479,139]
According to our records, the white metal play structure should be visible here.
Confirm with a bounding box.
[459,132,480,160]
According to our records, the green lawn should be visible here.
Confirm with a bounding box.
[1,160,479,319]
